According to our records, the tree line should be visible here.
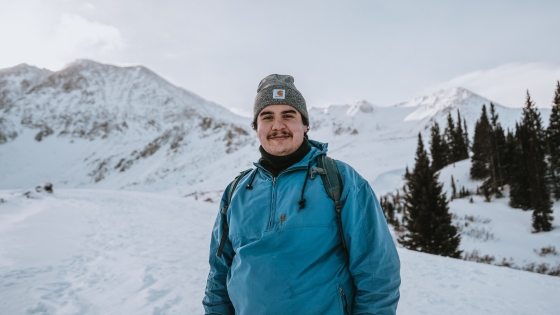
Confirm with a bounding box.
[382,82,560,259]
[469,84,559,232]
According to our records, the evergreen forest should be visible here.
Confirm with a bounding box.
[382,82,560,261]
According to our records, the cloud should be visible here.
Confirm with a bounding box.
[53,14,125,54]
[0,4,125,71]
[435,63,560,108]
[81,2,96,11]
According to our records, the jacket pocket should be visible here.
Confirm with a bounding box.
[338,285,350,315]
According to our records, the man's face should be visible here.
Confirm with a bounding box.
[256,104,308,156]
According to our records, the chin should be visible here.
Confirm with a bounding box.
[266,144,294,156]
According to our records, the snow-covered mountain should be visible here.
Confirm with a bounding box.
[0,60,551,196]
[0,64,53,143]
[306,87,550,195]
[0,60,254,194]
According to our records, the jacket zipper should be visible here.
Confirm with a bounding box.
[339,287,349,315]
[269,176,276,228]
[259,165,308,230]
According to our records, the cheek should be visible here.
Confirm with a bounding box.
[256,124,269,140]
[291,123,307,134]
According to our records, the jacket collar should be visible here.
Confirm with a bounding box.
[254,139,329,173]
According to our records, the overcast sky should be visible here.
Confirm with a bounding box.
[1,0,560,115]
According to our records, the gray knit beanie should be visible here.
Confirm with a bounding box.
[253,74,308,124]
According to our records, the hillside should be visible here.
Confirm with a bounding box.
[426,160,559,273]
[0,60,254,194]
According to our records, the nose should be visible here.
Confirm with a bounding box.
[271,117,286,130]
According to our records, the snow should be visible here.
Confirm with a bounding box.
[451,195,560,268]
[2,60,560,314]
[1,189,559,315]
[0,189,214,314]
[0,62,551,197]
[399,248,560,315]
[437,160,560,269]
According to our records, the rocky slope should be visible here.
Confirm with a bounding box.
[0,60,254,193]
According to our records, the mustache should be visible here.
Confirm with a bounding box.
[267,130,292,139]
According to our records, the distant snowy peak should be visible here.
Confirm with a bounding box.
[0,63,52,104]
[0,59,250,143]
[347,100,375,116]
[0,60,255,190]
[30,59,233,117]
[311,100,376,116]
[400,87,503,122]
[0,63,52,81]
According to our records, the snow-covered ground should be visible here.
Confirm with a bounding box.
[1,189,559,315]
[2,60,559,313]
[440,160,560,270]
[0,189,214,314]
[382,159,560,273]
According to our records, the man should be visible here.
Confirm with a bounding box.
[203,74,400,315]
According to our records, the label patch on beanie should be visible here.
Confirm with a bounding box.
[273,89,285,99]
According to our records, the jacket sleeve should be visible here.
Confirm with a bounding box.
[342,181,401,315]
[202,187,235,315]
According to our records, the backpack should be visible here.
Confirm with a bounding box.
[217,155,346,257]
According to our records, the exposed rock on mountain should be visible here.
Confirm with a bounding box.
[1,60,248,141]
[0,60,254,192]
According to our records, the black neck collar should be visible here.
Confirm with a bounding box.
[259,138,311,177]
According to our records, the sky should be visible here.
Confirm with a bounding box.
[1,0,560,115]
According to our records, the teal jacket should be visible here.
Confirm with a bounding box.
[203,140,400,315]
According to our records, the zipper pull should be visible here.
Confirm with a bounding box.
[273,177,277,186]
[339,287,345,296]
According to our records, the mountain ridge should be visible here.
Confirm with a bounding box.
[0,60,254,193]
[0,60,551,195]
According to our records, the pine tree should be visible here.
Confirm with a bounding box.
[450,175,457,200]
[430,122,447,172]
[489,103,505,196]
[444,110,469,164]
[463,118,470,152]
[502,129,516,186]
[399,133,462,258]
[470,105,492,180]
[547,81,560,200]
[509,123,532,209]
[470,104,505,196]
[454,110,469,160]
[380,195,396,225]
[518,92,553,232]
[404,165,412,183]
[444,112,456,164]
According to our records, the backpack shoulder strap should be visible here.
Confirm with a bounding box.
[216,168,252,257]
[317,155,342,201]
[317,155,347,250]
[224,168,252,211]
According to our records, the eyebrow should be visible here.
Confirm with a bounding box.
[259,109,297,117]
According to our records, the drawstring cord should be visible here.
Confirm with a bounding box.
[298,162,312,211]
[309,166,326,179]
[246,169,258,190]
[245,164,311,211]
